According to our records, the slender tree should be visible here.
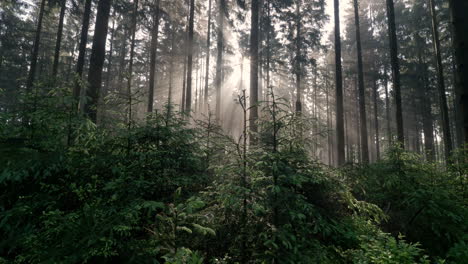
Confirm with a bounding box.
[429,0,452,161]
[52,0,67,77]
[250,0,260,139]
[185,0,195,113]
[334,0,345,166]
[26,0,47,92]
[148,0,160,113]
[215,0,225,120]
[204,0,212,110]
[353,0,369,163]
[372,77,380,161]
[74,0,93,99]
[385,0,404,146]
[84,0,112,122]
[295,0,302,113]
[127,0,139,123]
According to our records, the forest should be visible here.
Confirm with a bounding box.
[0,0,467,263]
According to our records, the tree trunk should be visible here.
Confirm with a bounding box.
[148,0,160,113]
[204,0,212,111]
[127,0,138,123]
[448,0,468,145]
[184,0,195,113]
[385,0,404,147]
[416,34,435,161]
[334,0,345,166]
[104,11,115,93]
[84,0,112,123]
[74,0,93,99]
[295,0,302,113]
[430,0,452,162]
[353,0,369,163]
[249,0,260,141]
[373,77,380,161]
[26,0,47,92]
[215,0,225,120]
[52,0,67,77]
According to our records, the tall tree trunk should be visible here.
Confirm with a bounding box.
[52,0,67,77]
[104,11,115,93]
[168,26,175,105]
[353,0,369,163]
[385,0,404,147]
[415,33,436,161]
[265,0,271,102]
[127,0,139,123]
[74,0,93,99]
[204,0,212,110]
[147,0,160,113]
[26,0,47,92]
[430,0,452,162]
[185,0,195,113]
[448,0,468,145]
[373,77,380,161]
[84,0,112,123]
[249,0,260,141]
[334,0,345,166]
[295,0,302,113]
[215,0,225,120]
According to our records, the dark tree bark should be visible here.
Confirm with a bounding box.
[265,0,271,101]
[184,0,195,113]
[215,0,225,119]
[429,0,452,161]
[353,0,369,163]
[204,0,212,110]
[385,0,404,146]
[52,0,67,77]
[414,32,436,161]
[250,0,260,140]
[74,0,93,99]
[84,0,112,123]
[127,0,138,122]
[104,11,115,93]
[373,77,380,161]
[448,0,468,145]
[26,0,47,92]
[295,0,302,113]
[383,66,392,144]
[334,0,345,166]
[147,0,160,113]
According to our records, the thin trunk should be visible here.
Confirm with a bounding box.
[53,0,67,77]
[266,0,271,102]
[104,12,115,92]
[215,0,225,120]
[168,27,175,106]
[295,0,302,113]
[353,0,369,163]
[184,0,195,113]
[84,0,112,122]
[148,0,160,113]
[204,0,212,110]
[334,0,345,166]
[250,0,260,141]
[419,48,436,161]
[26,0,47,92]
[386,0,404,146]
[373,77,380,161]
[74,0,93,99]
[127,0,139,123]
[430,0,453,162]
